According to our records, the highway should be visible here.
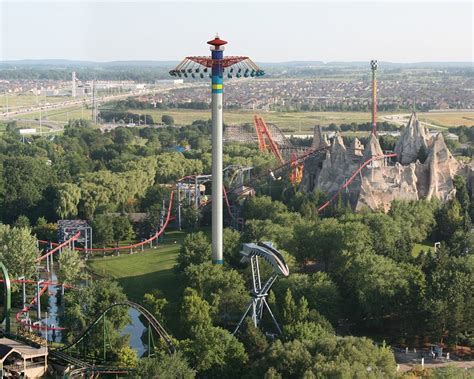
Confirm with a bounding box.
[0,83,205,121]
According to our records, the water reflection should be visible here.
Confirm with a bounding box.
[122,308,147,357]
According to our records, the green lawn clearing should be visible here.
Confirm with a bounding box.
[412,242,433,257]
[87,230,186,302]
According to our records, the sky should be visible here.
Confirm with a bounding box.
[1,1,472,63]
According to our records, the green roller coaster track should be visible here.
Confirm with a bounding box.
[0,262,11,333]
[55,300,174,355]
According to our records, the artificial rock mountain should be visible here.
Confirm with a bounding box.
[301,112,471,212]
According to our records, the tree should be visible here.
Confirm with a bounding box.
[115,345,138,368]
[423,254,474,344]
[183,325,248,377]
[453,175,470,212]
[79,181,111,219]
[237,318,269,358]
[341,252,425,328]
[13,215,30,228]
[138,352,196,379]
[304,337,397,378]
[243,219,294,251]
[143,291,168,323]
[112,216,134,243]
[282,288,298,325]
[253,339,313,378]
[184,262,247,323]
[55,183,81,219]
[1,156,56,222]
[162,115,174,126]
[91,215,114,246]
[33,217,58,242]
[293,218,342,271]
[436,199,464,241]
[113,127,134,145]
[243,196,288,223]
[275,272,342,325]
[180,288,213,335]
[57,248,85,293]
[177,232,211,271]
[223,228,242,267]
[0,225,39,289]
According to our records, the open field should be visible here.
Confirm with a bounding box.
[418,112,474,128]
[87,230,185,301]
[18,106,474,132]
[126,109,378,131]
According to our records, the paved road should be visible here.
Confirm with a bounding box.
[382,113,448,130]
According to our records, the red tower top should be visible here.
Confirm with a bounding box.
[207,35,228,48]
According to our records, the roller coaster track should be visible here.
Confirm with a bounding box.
[37,231,81,261]
[66,366,135,377]
[317,153,397,212]
[38,191,174,253]
[55,300,174,354]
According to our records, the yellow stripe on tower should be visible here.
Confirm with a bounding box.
[212,84,223,90]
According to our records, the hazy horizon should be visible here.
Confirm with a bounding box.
[1,1,473,63]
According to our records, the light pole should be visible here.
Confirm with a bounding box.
[170,35,264,264]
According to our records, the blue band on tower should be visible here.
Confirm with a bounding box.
[211,49,223,94]
[212,259,224,265]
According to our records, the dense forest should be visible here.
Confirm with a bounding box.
[0,119,472,377]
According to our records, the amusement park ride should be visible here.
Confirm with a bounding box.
[170,34,264,265]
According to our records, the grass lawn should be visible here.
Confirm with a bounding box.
[87,230,186,302]
[412,242,433,257]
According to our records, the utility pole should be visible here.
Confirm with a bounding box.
[92,81,97,124]
[72,71,76,98]
[371,60,378,135]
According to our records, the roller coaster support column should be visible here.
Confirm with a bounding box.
[177,185,182,231]
[210,37,224,264]
[103,314,106,361]
[37,279,44,321]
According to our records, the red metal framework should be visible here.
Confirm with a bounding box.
[187,56,250,68]
[253,115,284,164]
[289,153,304,185]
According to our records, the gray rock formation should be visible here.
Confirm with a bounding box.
[356,163,419,212]
[394,112,431,165]
[363,133,385,168]
[317,133,359,194]
[302,117,469,212]
[350,138,364,157]
[311,125,329,149]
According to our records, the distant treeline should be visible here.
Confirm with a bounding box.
[326,121,398,132]
[292,103,431,112]
[115,98,210,110]
[99,111,155,124]
[0,67,171,82]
